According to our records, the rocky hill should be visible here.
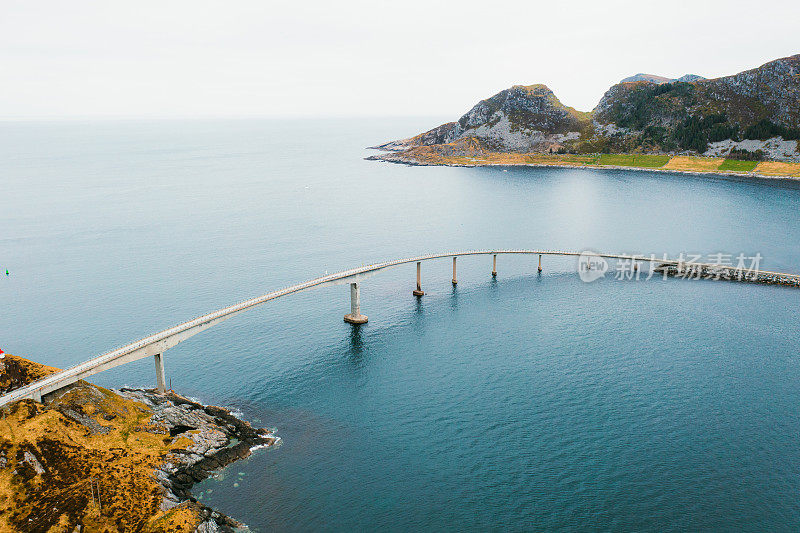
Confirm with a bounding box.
[620,73,705,84]
[371,54,800,162]
[374,84,590,153]
[0,353,276,532]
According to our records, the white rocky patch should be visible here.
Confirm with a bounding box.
[22,451,45,475]
[705,137,799,161]
[465,113,579,152]
[593,121,632,136]
[195,520,222,533]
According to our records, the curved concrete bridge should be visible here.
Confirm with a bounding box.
[2,249,797,406]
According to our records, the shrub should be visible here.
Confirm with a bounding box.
[728,148,766,161]
[742,119,800,141]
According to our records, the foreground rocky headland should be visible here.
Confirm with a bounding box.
[369,54,800,179]
[0,353,277,532]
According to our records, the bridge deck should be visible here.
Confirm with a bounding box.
[2,250,797,406]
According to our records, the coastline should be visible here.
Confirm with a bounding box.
[0,353,277,532]
[119,388,278,532]
[366,152,800,183]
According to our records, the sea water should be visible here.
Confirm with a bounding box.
[2,118,800,531]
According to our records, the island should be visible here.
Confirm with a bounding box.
[368,54,800,179]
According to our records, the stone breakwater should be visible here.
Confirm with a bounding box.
[119,388,278,533]
[653,263,800,287]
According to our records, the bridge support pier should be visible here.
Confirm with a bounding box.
[344,282,368,324]
[154,353,166,393]
[452,257,458,285]
[413,262,425,296]
[538,254,542,273]
[492,254,497,277]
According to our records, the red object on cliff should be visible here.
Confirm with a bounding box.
[0,348,4,355]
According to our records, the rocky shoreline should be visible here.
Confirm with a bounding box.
[366,152,800,183]
[118,388,278,532]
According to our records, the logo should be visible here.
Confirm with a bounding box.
[578,251,608,282]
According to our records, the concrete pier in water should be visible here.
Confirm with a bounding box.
[452,257,458,285]
[344,282,368,324]
[413,262,425,296]
[492,254,497,277]
[154,353,166,393]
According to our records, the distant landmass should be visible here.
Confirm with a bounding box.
[369,55,800,176]
[620,73,705,84]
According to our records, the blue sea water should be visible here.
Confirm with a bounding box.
[2,118,800,531]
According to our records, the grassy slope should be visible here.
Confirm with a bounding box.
[0,353,59,394]
[385,141,800,176]
[663,156,726,172]
[718,159,759,172]
[754,161,800,176]
[0,354,203,532]
[597,154,671,167]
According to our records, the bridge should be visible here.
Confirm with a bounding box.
[2,249,798,407]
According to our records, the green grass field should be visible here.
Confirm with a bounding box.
[718,159,759,172]
[556,154,601,165]
[597,154,671,168]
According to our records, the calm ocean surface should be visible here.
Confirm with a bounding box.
[2,119,800,531]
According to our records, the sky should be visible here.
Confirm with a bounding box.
[2,0,799,119]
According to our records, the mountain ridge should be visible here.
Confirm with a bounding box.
[620,73,706,84]
[373,54,800,162]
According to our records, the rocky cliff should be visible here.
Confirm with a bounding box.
[620,73,705,84]
[374,84,590,153]
[593,54,800,155]
[371,54,800,162]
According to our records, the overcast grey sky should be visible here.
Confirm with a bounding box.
[2,0,798,119]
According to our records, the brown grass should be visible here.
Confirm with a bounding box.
[385,147,800,179]
[753,161,800,177]
[662,156,724,172]
[0,354,204,532]
[0,353,59,394]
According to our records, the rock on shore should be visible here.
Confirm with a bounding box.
[119,387,278,531]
